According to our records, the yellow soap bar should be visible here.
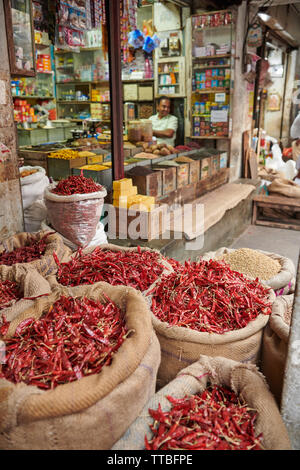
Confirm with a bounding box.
[113,200,128,209]
[138,195,156,205]
[114,186,137,198]
[79,165,107,171]
[87,155,104,164]
[113,178,133,192]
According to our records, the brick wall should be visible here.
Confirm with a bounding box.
[0,0,24,235]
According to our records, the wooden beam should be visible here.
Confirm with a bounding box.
[105,0,124,181]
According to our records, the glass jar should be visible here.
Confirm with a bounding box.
[128,120,143,143]
[140,119,153,142]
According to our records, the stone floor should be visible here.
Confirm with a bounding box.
[230,224,300,271]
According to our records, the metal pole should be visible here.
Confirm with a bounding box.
[105,0,124,181]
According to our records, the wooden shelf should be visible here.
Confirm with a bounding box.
[55,47,102,54]
[12,95,55,100]
[191,135,230,139]
[56,81,109,85]
[122,79,154,83]
[193,54,231,60]
[192,87,230,94]
[193,64,229,70]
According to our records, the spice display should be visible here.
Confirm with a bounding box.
[0,280,22,311]
[145,384,264,450]
[220,248,281,281]
[139,142,177,156]
[54,246,165,292]
[48,149,81,160]
[149,259,272,334]
[51,174,103,196]
[0,295,128,390]
[0,233,52,266]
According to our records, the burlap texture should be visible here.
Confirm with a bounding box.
[0,282,161,449]
[0,231,71,278]
[0,266,51,327]
[112,356,291,450]
[151,289,275,389]
[261,295,294,407]
[268,177,300,198]
[47,243,173,296]
[201,247,295,292]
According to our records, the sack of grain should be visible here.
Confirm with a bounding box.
[112,356,291,450]
[0,282,160,450]
[47,243,173,296]
[261,295,294,407]
[19,166,49,211]
[147,259,276,389]
[0,266,51,331]
[268,177,300,198]
[201,247,295,294]
[44,182,107,248]
[0,231,71,278]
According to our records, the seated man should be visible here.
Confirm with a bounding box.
[149,96,178,147]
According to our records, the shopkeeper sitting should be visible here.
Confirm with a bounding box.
[149,96,178,147]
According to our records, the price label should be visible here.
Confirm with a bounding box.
[211,110,228,123]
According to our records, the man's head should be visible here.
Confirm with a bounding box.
[157,96,171,118]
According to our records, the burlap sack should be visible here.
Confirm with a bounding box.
[112,356,291,450]
[47,243,173,296]
[0,282,161,450]
[201,247,296,293]
[261,295,294,407]
[0,231,71,278]
[268,177,300,198]
[151,289,275,389]
[0,266,51,328]
[258,167,285,182]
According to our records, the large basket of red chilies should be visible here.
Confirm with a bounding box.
[0,231,71,278]
[48,243,173,296]
[44,175,107,248]
[261,294,294,408]
[0,266,51,337]
[112,356,291,450]
[0,281,161,450]
[147,259,276,388]
[201,246,296,296]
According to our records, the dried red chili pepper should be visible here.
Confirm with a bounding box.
[51,175,103,196]
[0,233,53,266]
[145,384,264,450]
[0,295,129,390]
[0,279,22,310]
[54,246,165,292]
[149,259,272,334]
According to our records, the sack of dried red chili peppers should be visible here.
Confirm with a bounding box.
[0,281,161,450]
[261,294,294,408]
[0,266,51,337]
[112,356,291,450]
[48,243,173,296]
[201,247,296,296]
[0,231,71,279]
[147,258,276,388]
[44,176,107,248]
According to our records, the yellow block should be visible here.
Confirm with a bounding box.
[113,178,133,192]
[113,186,137,199]
[79,165,108,171]
[87,155,104,164]
[139,195,156,205]
[113,200,128,209]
